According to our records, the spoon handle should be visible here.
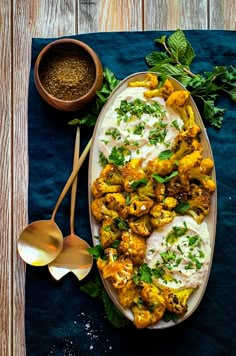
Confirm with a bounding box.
[70,127,80,235]
[51,136,92,221]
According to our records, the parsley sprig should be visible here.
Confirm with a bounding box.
[146,29,236,128]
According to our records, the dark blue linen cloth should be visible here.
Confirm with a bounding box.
[26,31,236,356]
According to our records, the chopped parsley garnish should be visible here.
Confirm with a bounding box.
[130,177,148,190]
[187,234,200,247]
[133,263,153,284]
[105,128,121,140]
[152,171,178,183]
[133,123,145,135]
[88,244,105,260]
[148,121,167,145]
[171,119,181,131]
[108,146,131,166]
[158,149,174,160]
[175,201,190,214]
[99,152,108,167]
[114,217,129,231]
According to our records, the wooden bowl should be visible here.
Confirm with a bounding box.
[34,38,103,111]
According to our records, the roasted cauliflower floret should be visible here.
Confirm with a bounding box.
[97,248,133,289]
[91,198,118,222]
[146,140,192,177]
[187,185,212,223]
[132,283,166,328]
[163,197,178,210]
[129,214,152,237]
[188,166,216,192]
[144,79,174,99]
[155,182,166,202]
[147,158,174,176]
[128,194,154,217]
[178,150,202,185]
[118,280,141,308]
[166,90,190,108]
[174,105,200,139]
[92,177,122,198]
[105,193,129,219]
[118,230,146,265]
[137,179,156,198]
[99,217,122,248]
[150,203,176,228]
[100,163,123,185]
[128,73,158,90]
[200,158,214,175]
[163,288,193,315]
[122,158,146,192]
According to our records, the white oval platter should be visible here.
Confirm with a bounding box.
[88,72,217,329]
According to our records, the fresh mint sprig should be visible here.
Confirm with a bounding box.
[146,29,236,128]
[80,273,130,328]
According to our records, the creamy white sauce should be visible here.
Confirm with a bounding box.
[145,216,211,289]
[99,87,183,166]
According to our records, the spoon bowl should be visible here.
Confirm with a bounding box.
[18,136,92,266]
[48,127,93,280]
[18,220,63,266]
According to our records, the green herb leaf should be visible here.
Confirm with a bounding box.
[101,289,130,328]
[130,178,148,190]
[162,310,178,323]
[175,201,190,214]
[114,217,129,231]
[108,146,129,166]
[80,274,102,299]
[158,149,174,160]
[155,35,167,45]
[139,263,153,283]
[87,244,105,260]
[167,29,188,61]
[152,171,178,183]
[146,51,172,66]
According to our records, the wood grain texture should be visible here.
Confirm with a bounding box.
[143,0,208,30]
[78,0,143,33]
[0,2,12,356]
[12,2,76,355]
[210,0,236,29]
[1,1,235,355]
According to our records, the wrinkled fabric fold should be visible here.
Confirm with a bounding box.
[26,30,236,356]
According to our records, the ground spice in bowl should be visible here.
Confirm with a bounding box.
[39,44,96,101]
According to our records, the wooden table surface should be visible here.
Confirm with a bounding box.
[0,1,235,355]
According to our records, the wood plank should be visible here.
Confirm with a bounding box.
[209,0,236,29]
[143,0,208,29]
[12,2,76,355]
[0,1,12,355]
[78,0,143,33]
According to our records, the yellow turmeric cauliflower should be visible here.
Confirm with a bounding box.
[118,231,146,265]
[118,280,141,308]
[91,198,118,222]
[128,73,158,89]
[97,248,133,289]
[144,79,174,99]
[150,203,176,228]
[92,177,122,198]
[132,283,166,328]
[99,217,122,248]
[122,158,146,192]
[163,287,193,314]
[105,193,129,219]
[128,193,154,217]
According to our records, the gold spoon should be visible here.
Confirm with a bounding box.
[18,136,92,266]
[48,127,93,280]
